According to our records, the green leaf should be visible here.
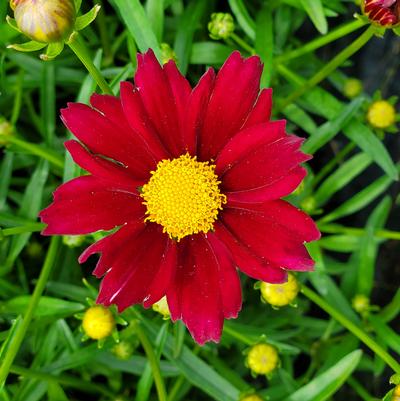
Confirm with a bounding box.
[228,0,256,40]
[190,42,235,65]
[40,62,56,145]
[255,3,274,87]
[111,0,161,59]
[283,104,317,136]
[174,0,208,74]
[369,315,400,356]
[7,41,47,52]
[1,296,84,318]
[286,350,362,401]
[302,97,365,154]
[0,316,22,362]
[314,152,372,207]
[74,5,101,32]
[299,0,328,34]
[47,383,69,401]
[145,0,164,42]
[40,42,64,61]
[0,152,13,211]
[318,235,360,253]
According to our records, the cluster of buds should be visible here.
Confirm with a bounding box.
[7,0,100,60]
[362,0,400,28]
[208,13,235,40]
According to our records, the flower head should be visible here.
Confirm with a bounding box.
[246,343,279,376]
[82,305,115,340]
[258,272,299,307]
[39,50,320,345]
[367,99,396,129]
[208,13,235,40]
[362,0,400,27]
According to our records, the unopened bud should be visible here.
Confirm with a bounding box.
[208,13,235,40]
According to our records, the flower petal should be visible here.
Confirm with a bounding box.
[198,51,263,160]
[61,102,155,179]
[95,224,175,311]
[167,234,240,344]
[39,175,144,235]
[241,88,272,130]
[220,201,320,272]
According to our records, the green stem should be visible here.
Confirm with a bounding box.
[135,322,168,401]
[230,33,255,55]
[301,285,400,374]
[318,223,400,240]
[7,136,64,170]
[313,143,356,187]
[347,376,378,401]
[277,26,375,112]
[275,19,366,63]
[0,223,45,238]
[67,34,113,95]
[9,365,114,398]
[0,236,60,387]
[223,324,253,345]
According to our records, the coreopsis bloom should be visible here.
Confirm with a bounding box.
[363,0,400,27]
[39,50,320,344]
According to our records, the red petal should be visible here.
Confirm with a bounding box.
[39,176,144,235]
[134,50,183,156]
[183,68,216,155]
[214,222,288,283]
[241,88,272,130]
[198,51,263,160]
[95,224,175,311]
[167,234,240,344]
[65,140,142,191]
[61,102,155,178]
[221,201,320,271]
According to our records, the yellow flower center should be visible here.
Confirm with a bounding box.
[82,306,115,340]
[246,343,279,375]
[367,100,396,129]
[141,153,226,241]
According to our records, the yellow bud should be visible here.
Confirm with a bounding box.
[13,0,76,43]
[392,384,400,401]
[0,117,14,146]
[82,305,115,340]
[240,395,264,401]
[152,296,170,319]
[112,341,134,360]
[352,294,370,315]
[367,100,396,129]
[343,78,363,99]
[62,235,85,248]
[259,273,299,307]
[160,43,177,64]
[246,343,279,375]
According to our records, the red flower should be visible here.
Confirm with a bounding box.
[39,50,320,344]
[363,0,400,26]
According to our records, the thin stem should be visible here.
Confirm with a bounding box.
[7,136,64,170]
[223,324,253,345]
[275,19,366,63]
[0,236,60,387]
[318,223,400,240]
[347,376,378,401]
[313,143,356,187]
[230,33,255,55]
[277,26,375,112]
[0,223,45,237]
[301,285,400,374]
[135,322,168,401]
[9,365,114,398]
[67,34,113,95]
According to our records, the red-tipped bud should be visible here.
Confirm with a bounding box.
[363,0,400,27]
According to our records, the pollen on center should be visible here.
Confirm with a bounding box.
[140,153,227,241]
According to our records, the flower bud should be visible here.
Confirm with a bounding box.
[152,296,170,319]
[367,99,396,129]
[82,305,115,340]
[0,116,14,146]
[62,235,85,248]
[362,0,400,27]
[352,294,370,315]
[160,43,177,65]
[112,341,134,360]
[208,13,235,40]
[259,273,299,307]
[12,0,76,43]
[392,384,400,401]
[343,78,363,99]
[240,395,264,401]
[246,343,279,376]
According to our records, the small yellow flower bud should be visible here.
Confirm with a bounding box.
[246,343,279,375]
[160,43,177,65]
[259,273,299,307]
[208,13,235,40]
[152,296,170,319]
[82,305,115,340]
[62,235,85,248]
[392,384,400,401]
[13,0,76,43]
[26,242,43,259]
[112,341,134,360]
[352,294,370,315]
[300,196,316,214]
[367,100,396,129]
[343,78,363,99]
[240,395,264,401]
[0,117,14,146]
